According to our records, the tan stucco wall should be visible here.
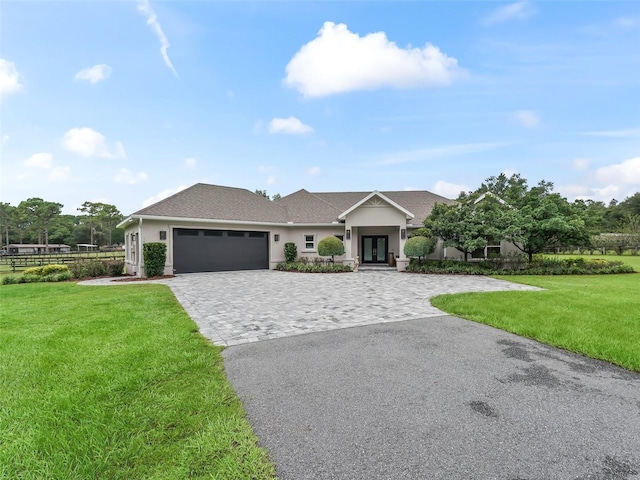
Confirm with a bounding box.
[277,226,346,264]
[344,204,409,262]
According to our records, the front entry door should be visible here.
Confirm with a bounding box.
[361,235,388,263]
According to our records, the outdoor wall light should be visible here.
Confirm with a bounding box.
[401,229,406,240]
[159,230,167,240]
[346,229,351,240]
[274,234,280,242]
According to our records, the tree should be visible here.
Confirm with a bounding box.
[318,236,345,262]
[17,198,63,252]
[403,236,435,261]
[272,193,282,201]
[0,202,15,248]
[480,174,589,262]
[425,190,511,261]
[78,202,123,246]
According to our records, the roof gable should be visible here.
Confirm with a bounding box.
[338,191,414,220]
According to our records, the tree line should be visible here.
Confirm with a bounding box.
[424,174,640,261]
[0,199,124,251]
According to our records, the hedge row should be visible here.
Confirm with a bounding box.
[2,259,125,285]
[405,258,635,275]
[276,262,352,273]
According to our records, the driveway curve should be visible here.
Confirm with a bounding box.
[164,271,541,346]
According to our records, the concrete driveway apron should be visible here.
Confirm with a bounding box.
[170,271,640,479]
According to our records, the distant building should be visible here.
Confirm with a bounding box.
[4,244,72,255]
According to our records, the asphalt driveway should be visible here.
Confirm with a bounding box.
[223,315,640,479]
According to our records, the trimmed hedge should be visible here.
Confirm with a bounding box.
[275,262,352,273]
[143,242,167,277]
[23,264,69,277]
[405,257,635,275]
[284,242,297,263]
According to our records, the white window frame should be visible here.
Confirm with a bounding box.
[303,234,316,252]
[471,238,502,260]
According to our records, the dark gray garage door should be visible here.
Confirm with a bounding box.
[173,228,269,273]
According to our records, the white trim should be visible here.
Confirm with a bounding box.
[117,214,340,229]
[338,191,414,220]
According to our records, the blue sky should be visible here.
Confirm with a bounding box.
[1,1,639,215]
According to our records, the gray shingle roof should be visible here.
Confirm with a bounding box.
[133,183,290,223]
[131,183,453,225]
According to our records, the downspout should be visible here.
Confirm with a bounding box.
[138,218,143,277]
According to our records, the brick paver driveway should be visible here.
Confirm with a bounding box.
[165,270,540,346]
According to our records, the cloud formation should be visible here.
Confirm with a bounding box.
[49,166,71,182]
[75,64,112,84]
[184,157,197,168]
[595,157,640,185]
[306,166,321,176]
[143,184,187,207]
[512,110,539,127]
[114,168,149,185]
[268,117,314,134]
[137,0,178,77]
[0,58,23,96]
[63,127,126,158]
[484,2,535,25]
[376,141,510,166]
[24,152,53,169]
[432,180,470,199]
[284,22,465,97]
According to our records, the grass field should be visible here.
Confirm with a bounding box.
[431,274,640,371]
[0,283,275,479]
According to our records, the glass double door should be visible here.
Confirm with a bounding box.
[362,235,388,263]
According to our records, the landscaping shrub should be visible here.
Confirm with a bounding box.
[23,266,45,276]
[318,236,345,261]
[295,256,309,264]
[2,276,20,285]
[42,264,70,276]
[103,260,124,277]
[284,242,297,263]
[404,236,435,261]
[143,242,167,277]
[405,257,635,275]
[276,262,352,273]
[68,260,106,279]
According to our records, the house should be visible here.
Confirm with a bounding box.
[3,244,72,255]
[117,183,510,276]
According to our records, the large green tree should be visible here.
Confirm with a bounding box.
[78,202,123,246]
[479,174,589,262]
[0,202,15,248]
[17,198,63,252]
[425,190,511,261]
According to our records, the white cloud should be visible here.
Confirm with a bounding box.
[0,58,23,96]
[616,17,639,28]
[580,127,640,138]
[49,166,71,182]
[1,134,8,145]
[484,2,535,25]
[184,157,197,168]
[24,152,53,169]
[63,127,126,158]
[269,117,314,135]
[114,168,149,185]
[432,180,470,199]
[266,175,276,185]
[75,64,112,84]
[284,22,465,98]
[594,157,640,185]
[143,184,187,207]
[572,158,591,170]
[307,166,321,176]
[376,141,511,166]
[512,110,539,127]
[137,0,178,77]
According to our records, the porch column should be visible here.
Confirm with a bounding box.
[396,224,409,271]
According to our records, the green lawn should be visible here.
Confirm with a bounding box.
[0,283,275,479]
[431,274,640,371]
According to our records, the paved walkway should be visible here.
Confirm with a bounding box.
[81,271,540,346]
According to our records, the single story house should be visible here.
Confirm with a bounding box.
[2,244,72,255]
[117,183,517,276]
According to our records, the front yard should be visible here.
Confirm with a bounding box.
[431,274,640,371]
[0,283,275,479]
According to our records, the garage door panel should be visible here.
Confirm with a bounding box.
[173,229,268,273]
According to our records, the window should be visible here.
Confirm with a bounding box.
[227,231,245,238]
[304,234,315,250]
[249,232,266,238]
[203,230,223,237]
[178,229,199,236]
[471,237,501,259]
